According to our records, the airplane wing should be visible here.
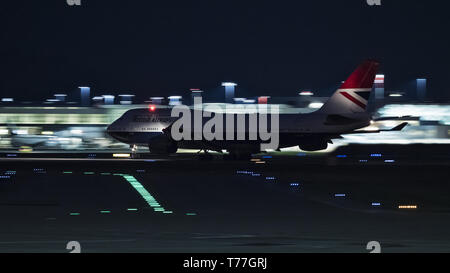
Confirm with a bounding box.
[343,122,408,135]
[372,116,414,121]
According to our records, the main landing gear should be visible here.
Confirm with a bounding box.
[130,144,138,159]
[197,150,214,161]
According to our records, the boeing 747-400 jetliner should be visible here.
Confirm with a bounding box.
[107,60,407,159]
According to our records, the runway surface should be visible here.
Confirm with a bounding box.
[0,150,449,253]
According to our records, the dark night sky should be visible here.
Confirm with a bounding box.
[0,0,449,102]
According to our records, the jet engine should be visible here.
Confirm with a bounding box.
[298,139,329,152]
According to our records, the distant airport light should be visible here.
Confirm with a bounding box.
[168,96,182,106]
[417,78,427,101]
[79,87,91,106]
[370,154,383,157]
[13,129,28,135]
[149,105,156,111]
[374,74,385,99]
[335,194,346,197]
[102,95,115,104]
[233,98,246,103]
[41,131,54,135]
[389,94,403,97]
[299,91,314,96]
[1,98,14,102]
[374,74,385,83]
[222,82,237,104]
[258,96,270,104]
[372,203,381,207]
[113,153,131,158]
[308,102,324,109]
[221,82,237,87]
[150,97,164,105]
[119,94,135,105]
[336,155,347,158]
[70,129,83,135]
[0,129,9,135]
[398,205,418,209]
[54,94,67,102]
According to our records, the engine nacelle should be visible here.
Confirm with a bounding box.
[298,140,328,152]
[148,135,178,154]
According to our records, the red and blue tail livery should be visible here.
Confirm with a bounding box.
[320,60,379,114]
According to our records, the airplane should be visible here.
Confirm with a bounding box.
[107,60,408,160]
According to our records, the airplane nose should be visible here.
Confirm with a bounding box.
[106,124,113,135]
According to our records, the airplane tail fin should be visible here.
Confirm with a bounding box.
[319,60,380,115]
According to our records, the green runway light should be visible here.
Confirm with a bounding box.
[100,210,111,214]
[186,213,197,216]
[120,174,172,214]
[84,172,94,175]
[63,171,73,174]
[127,208,138,211]
[101,173,111,175]
[70,213,80,216]
[163,211,173,214]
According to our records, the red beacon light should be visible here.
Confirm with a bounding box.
[149,105,156,112]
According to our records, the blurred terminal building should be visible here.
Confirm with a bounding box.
[0,77,449,151]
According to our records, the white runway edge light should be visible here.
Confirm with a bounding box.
[113,153,131,158]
